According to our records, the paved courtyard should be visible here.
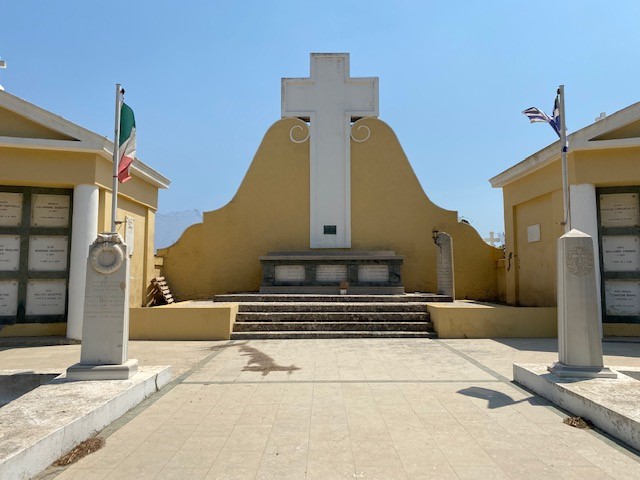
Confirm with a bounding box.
[6,338,638,480]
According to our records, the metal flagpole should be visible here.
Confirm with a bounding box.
[558,84,571,233]
[111,84,123,233]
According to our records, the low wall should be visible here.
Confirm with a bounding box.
[428,301,557,338]
[604,323,640,337]
[0,323,66,338]
[130,302,238,340]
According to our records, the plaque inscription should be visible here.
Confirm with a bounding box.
[602,235,640,272]
[604,280,640,316]
[0,192,23,227]
[28,236,68,271]
[316,265,347,282]
[31,194,70,227]
[0,235,20,271]
[26,279,66,316]
[274,265,305,282]
[358,265,389,282]
[0,280,19,316]
[600,193,639,228]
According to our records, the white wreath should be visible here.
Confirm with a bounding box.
[89,242,124,275]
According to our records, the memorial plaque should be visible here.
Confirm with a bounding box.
[0,192,23,226]
[274,265,305,282]
[26,279,66,316]
[31,194,70,227]
[0,280,19,316]
[602,235,640,272]
[358,264,389,282]
[125,216,135,256]
[0,235,20,271]
[28,236,68,271]
[600,193,639,228]
[316,265,347,282]
[604,280,640,316]
[527,224,541,243]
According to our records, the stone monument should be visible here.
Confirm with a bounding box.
[67,233,138,380]
[434,231,455,299]
[548,229,616,378]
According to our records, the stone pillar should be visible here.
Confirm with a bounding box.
[66,184,99,340]
[67,233,138,380]
[548,229,616,378]
[570,184,603,336]
[435,232,455,299]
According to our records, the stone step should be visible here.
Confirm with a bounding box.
[233,322,433,332]
[230,331,438,340]
[235,312,429,322]
[215,293,451,303]
[237,302,428,313]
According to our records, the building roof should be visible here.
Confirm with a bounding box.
[490,101,640,188]
[0,90,170,189]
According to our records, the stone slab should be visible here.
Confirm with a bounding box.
[0,365,171,480]
[259,285,405,294]
[514,363,640,451]
[66,359,139,381]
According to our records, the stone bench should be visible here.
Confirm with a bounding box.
[259,251,404,294]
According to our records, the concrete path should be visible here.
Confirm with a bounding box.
[15,338,640,480]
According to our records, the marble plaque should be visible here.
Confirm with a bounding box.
[274,265,305,282]
[125,216,135,256]
[0,280,19,316]
[28,236,68,271]
[31,194,70,227]
[0,235,20,271]
[600,193,639,228]
[26,279,66,316]
[358,265,389,282]
[527,224,541,243]
[602,235,640,272]
[0,192,23,227]
[316,265,347,282]
[604,280,640,316]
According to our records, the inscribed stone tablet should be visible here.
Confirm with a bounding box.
[275,265,305,282]
[28,236,68,271]
[527,224,541,243]
[0,235,20,271]
[600,193,639,228]
[26,279,66,316]
[0,280,19,316]
[31,194,70,227]
[602,235,640,272]
[358,265,389,282]
[0,192,23,226]
[604,280,640,316]
[316,265,347,282]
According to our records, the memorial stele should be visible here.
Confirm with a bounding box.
[159,53,501,299]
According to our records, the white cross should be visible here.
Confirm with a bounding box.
[484,231,501,247]
[282,53,378,248]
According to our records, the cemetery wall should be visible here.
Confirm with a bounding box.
[159,117,502,299]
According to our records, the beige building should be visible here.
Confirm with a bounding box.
[491,103,640,336]
[0,90,169,339]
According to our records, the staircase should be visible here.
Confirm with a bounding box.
[213,293,451,339]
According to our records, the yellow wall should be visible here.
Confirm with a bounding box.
[159,117,502,299]
[0,323,67,337]
[0,106,75,140]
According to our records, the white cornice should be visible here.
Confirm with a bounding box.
[490,102,640,188]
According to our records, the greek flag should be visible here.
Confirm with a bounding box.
[523,94,561,138]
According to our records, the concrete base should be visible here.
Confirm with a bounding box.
[514,363,640,451]
[548,362,617,379]
[0,365,170,480]
[66,359,139,380]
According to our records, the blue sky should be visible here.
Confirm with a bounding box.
[2,1,639,240]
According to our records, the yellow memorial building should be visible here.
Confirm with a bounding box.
[491,103,640,336]
[0,89,169,339]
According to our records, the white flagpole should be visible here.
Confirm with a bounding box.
[111,84,123,233]
[559,85,571,233]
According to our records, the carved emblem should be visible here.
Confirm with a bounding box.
[566,246,593,276]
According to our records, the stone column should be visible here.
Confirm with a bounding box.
[66,184,99,340]
[570,184,603,336]
[548,229,616,378]
[435,232,455,299]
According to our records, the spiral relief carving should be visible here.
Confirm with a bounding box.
[350,124,371,143]
[289,124,310,144]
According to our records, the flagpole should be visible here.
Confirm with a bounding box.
[111,84,122,233]
[559,84,571,233]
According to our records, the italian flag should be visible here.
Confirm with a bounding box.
[117,103,136,183]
